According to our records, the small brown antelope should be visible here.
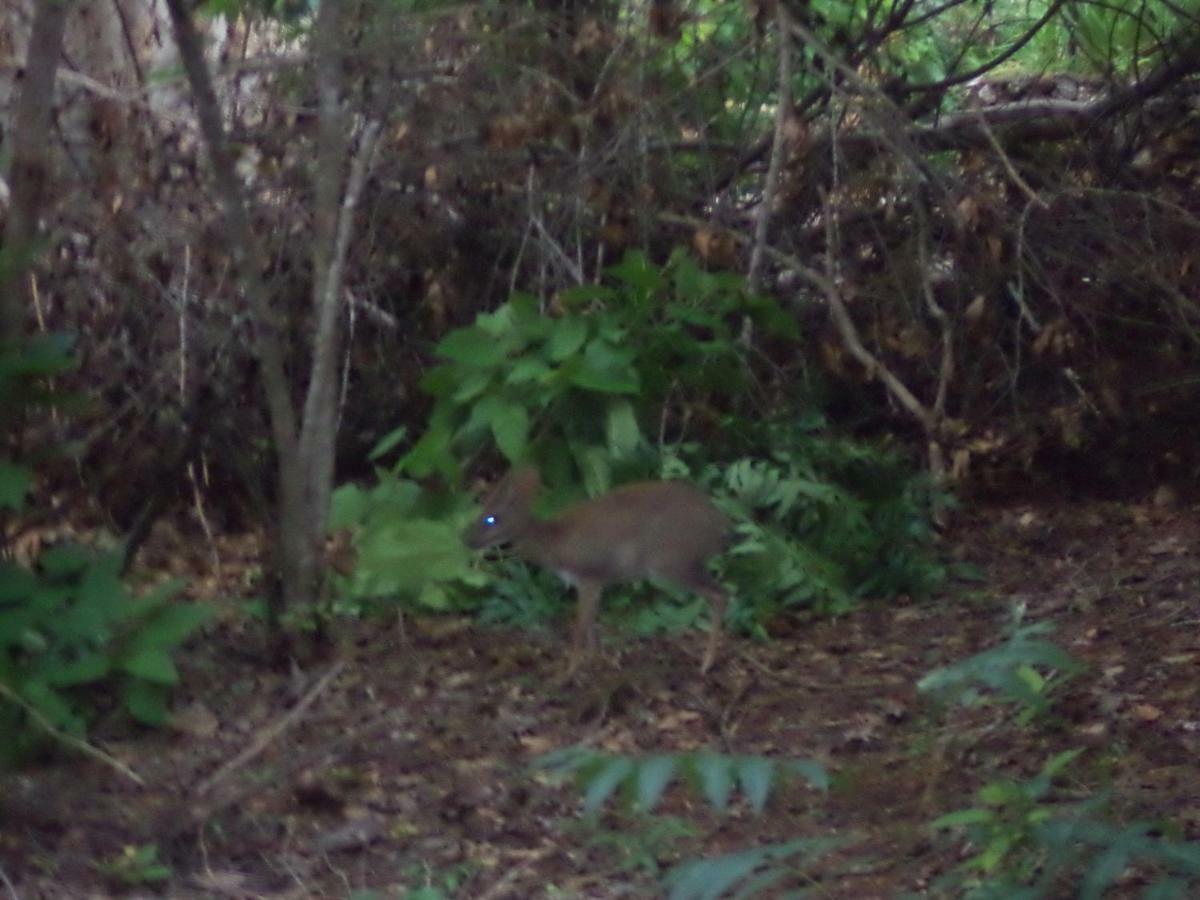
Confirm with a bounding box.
[464,467,732,677]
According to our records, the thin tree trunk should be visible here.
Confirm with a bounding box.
[164,0,373,653]
[1,0,72,344]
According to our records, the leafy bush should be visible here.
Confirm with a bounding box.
[335,252,943,636]
[539,747,835,899]
[0,545,210,767]
[919,607,1084,724]
[398,249,793,491]
[0,333,209,767]
[933,750,1200,898]
[329,470,481,615]
[0,332,78,511]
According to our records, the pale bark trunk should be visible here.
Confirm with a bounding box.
[1,0,71,344]
[164,0,368,646]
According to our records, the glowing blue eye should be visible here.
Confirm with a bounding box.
[484,515,497,526]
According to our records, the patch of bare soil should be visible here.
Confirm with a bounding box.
[2,499,1199,898]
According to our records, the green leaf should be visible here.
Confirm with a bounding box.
[125,679,169,725]
[0,564,38,604]
[349,519,474,598]
[490,402,529,463]
[693,752,734,812]
[330,483,369,529]
[21,680,83,733]
[608,250,662,294]
[37,544,91,579]
[634,755,678,813]
[605,400,641,459]
[0,460,32,510]
[734,756,774,814]
[135,603,211,649]
[569,340,640,394]
[505,357,553,385]
[436,326,509,367]
[367,426,408,462]
[583,756,634,816]
[121,647,179,685]
[43,652,110,686]
[546,316,589,362]
[931,808,994,829]
[451,368,494,403]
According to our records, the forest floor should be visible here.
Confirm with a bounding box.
[2,496,1199,899]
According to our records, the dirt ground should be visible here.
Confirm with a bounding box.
[2,497,1198,898]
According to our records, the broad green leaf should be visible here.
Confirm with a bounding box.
[135,603,211,649]
[330,483,369,529]
[349,519,474,598]
[490,402,529,463]
[436,326,509,366]
[608,250,662,294]
[604,400,641,459]
[37,544,91,579]
[452,368,494,403]
[125,679,169,725]
[121,647,179,685]
[734,756,774,814]
[367,426,408,461]
[506,357,553,385]
[582,756,634,816]
[931,808,994,829]
[634,755,678,813]
[546,316,588,362]
[569,340,639,394]
[21,680,83,733]
[44,652,110,686]
[693,752,734,812]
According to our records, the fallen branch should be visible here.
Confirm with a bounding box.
[197,660,345,796]
[0,682,145,786]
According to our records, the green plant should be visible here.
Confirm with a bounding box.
[918,606,1084,724]
[398,249,792,490]
[933,750,1200,898]
[328,470,483,614]
[0,332,78,511]
[578,813,699,877]
[96,843,172,886]
[537,747,828,818]
[0,546,210,766]
[540,748,836,899]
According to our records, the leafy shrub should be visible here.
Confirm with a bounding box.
[933,749,1200,898]
[0,332,78,511]
[0,333,209,767]
[919,607,1084,724]
[537,747,828,817]
[0,545,210,767]
[539,747,835,899]
[335,252,943,637]
[329,469,482,615]
[398,249,793,491]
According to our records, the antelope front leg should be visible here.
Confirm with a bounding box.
[700,588,728,674]
[566,581,603,678]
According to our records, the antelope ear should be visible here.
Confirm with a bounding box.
[508,466,542,500]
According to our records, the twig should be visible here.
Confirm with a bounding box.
[187,459,222,581]
[974,112,1048,209]
[166,703,414,842]
[0,682,145,786]
[197,660,345,796]
[747,2,792,292]
[0,859,19,900]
